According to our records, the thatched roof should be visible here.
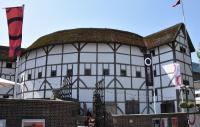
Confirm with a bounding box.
[26,23,194,52]
[0,23,195,60]
[144,23,195,51]
[27,28,144,51]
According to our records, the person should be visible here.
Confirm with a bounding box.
[84,111,95,127]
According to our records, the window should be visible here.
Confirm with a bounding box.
[38,72,42,79]
[67,69,73,76]
[152,89,158,96]
[154,69,157,76]
[161,101,175,113]
[51,70,57,77]
[120,69,126,76]
[0,120,6,127]
[150,50,155,56]
[125,100,139,114]
[22,119,45,127]
[3,95,9,98]
[6,62,12,68]
[28,74,31,80]
[183,80,189,85]
[136,71,141,77]
[180,46,186,53]
[103,69,109,75]
[85,69,91,76]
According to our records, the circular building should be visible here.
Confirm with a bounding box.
[17,24,195,114]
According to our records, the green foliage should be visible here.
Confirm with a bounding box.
[179,101,195,108]
[197,52,200,61]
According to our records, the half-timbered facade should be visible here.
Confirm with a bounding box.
[0,46,16,98]
[0,23,195,114]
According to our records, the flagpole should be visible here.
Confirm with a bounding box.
[180,0,188,45]
[14,56,20,98]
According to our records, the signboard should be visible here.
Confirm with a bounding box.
[22,119,45,127]
[144,54,153,86]
[162,63,182,89]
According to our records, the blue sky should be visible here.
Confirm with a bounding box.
[0,0,199,62]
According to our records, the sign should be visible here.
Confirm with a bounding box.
[144,54,153,86]
[162,63,182,89]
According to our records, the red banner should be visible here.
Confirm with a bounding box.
[6,6,24,58]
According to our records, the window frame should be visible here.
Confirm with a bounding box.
[67,69,73,76]
[6,62,12,68]
[38,72,42,79]
[27,74,32,80]
[103,68,109,76]
[51,70,57,77]
[120,69,127,76]
[136,71,141,78]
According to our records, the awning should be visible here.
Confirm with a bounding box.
[0,78,15,88]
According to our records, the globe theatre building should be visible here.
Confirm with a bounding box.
[0,23,195,114]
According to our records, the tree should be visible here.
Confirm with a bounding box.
[197,44,200,61]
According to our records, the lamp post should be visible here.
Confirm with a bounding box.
[180,85,190,125]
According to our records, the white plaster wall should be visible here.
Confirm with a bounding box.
[131,56,144,65]
[47,55,62,64]
[159,45,172,54]
[117,103,125,114]
[80,77,96,88]
[139,91,146,102]
[131,46,143,56]
[117,77,131,88]
[23,92,33,98]
[116,54,130,64]
[49,45,62,54]
[47,77,61,89]
[117,45,130,54]
[26,81,34,90]
[132,78,145,89]
[79,89,94,102]
[117,90,125,102]
[162,87,176,100]
[176,51,184,61]
[105,89,115,101]
[63,44,77,53]
[34,91,44,98]
[184,55,192,64]
[152,56,159,64]
[161,74,174,87]
[80,53,96,62]
[2,68,15,75]
[63,53,78,63]
[36,48,46,57]
[160,52,173,62]
[33,79,45,90]
[36,56,46,67]
[26,59,35,69]
[27,50,36,60]
[81,43,96,52]
[98,53,114,62]
[98,43,113,52]
[126,90,138,100]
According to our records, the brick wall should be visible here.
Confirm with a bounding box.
[112,113,189,127]
[0,99,79,127]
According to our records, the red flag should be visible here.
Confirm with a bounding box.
[6,6,24,58]
[172,0,181,7]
